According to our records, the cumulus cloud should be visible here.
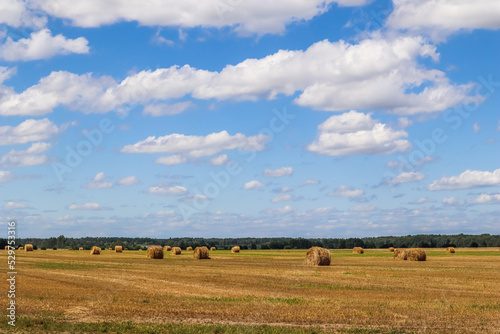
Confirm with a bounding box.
[0,29,89,61]
[117,176,139,186]
[142,101,194,116]
[328,185,364,197]
[4,201,27,209]
[67,202,112,210]
[84,181,113,189]
[473,122,480,133]
[442,196,464,206]
[387,171,425,185]
[272,194,292,202]
[262,167,293,177]
[93,172,106,181]
[262,205,293,215]
[0,142,50,167]
[0,119,59,144]
[147,185,188,196]
[308,111,411,156]
[0,36,476,116]
[429,168,500,190]
[210,154,229,166]
[471,194,500,205]
[387,0,500,41]
[0,170,14,182]
[0,0,46,28]
[300,179,319,186]
[30,0,366,34]
[122,131,268,165]
[243,180,265,190]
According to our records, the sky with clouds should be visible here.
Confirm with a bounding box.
[1,0,499,238]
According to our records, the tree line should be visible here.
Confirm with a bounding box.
[2,233,499,250]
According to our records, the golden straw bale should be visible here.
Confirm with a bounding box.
[147,246,163,259]
[388,247,395,252]
[193,246,210,259]
[305,247,331,266]
[186,246,193,251]
[164,246,171,252]
[231,246,240,253]
[18,246,23,250]
[407,248,426,261]
[393,248,407,260]
[115,246,123,253]
[90,246,101,255]
[25,244,34,252]
[79,247,84,250]
[4,246,8,250]
[446,247,455,253]
[352,247,364,254]
[171,247,181,255]
[210,247,216,251]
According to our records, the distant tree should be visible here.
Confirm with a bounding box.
[470,242,479,247]
[250,243,257,250]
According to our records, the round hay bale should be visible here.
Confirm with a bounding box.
[79,247,84,250]
[18,246,23,250]
[25,244,34,252]
[388,247,395,252]
[171,247,181,255]
[231,246,240,253]
[393,248,407,260]
[4,246,8,250]
[147,246,164,259]
[164,246,171,252]
[407,248,426,261]
[193,246,210,259]
[305,247,331,266]
[186,246,193,251]
[446,247,455,253]
[90,246,101,255]
[115,246,123,253]
[210,247,216,251]
[352,247,364,254]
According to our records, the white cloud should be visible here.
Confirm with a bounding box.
[0,29,89,61]
[262,167,293,177]
[0,119,59,144]
[473,122,480,133]
[31,0,366,34]
[147,185,188,196]
[471,194,500,205]
[350,204,376,212]
[93,172,106,181]
[272,194,292,202]
[0,36,476,116]
[0,142,50,168]
[308,111,411,156]
[122,131,268,165]
[155,155,187,166]
[274,187,293,193]
[210,154,229,166]
[263,205,293,215]
[142,101,194,116]
[117,176,139,186]
[429,168,500,190]
[4,201,26,209]
[243,180,265,190]
[67,202,111,210]
[328,185,364,197]
[0,0,46,28]
[442,196,464,206]
[300,179,319,186]
[387,0,500,41]
[409,197,435,205]
[0,170,14,182]
[387,171,425,185]
[84,181,113,189]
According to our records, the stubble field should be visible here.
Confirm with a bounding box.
[2,248,500,333]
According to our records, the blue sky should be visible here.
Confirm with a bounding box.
[0,0,499,238]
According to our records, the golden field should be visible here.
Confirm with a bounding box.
[2,248,500,333]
